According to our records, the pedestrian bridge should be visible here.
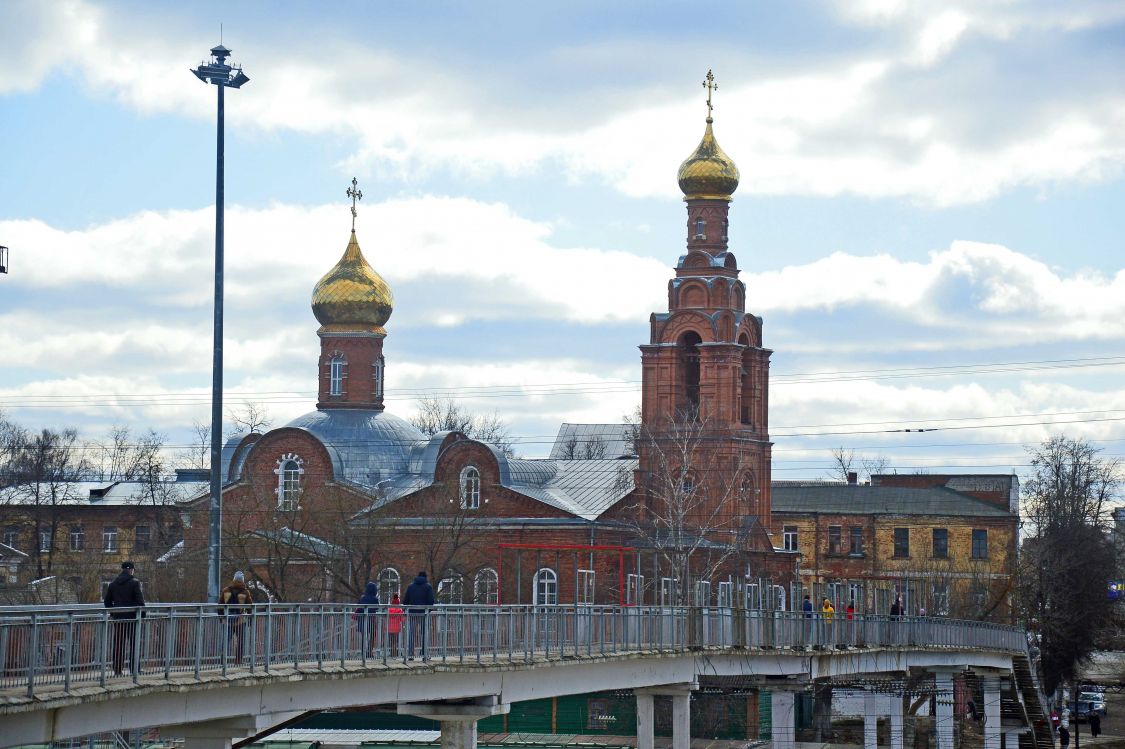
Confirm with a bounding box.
[0,605,1049,749]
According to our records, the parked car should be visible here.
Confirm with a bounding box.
[1076,692,1107,720]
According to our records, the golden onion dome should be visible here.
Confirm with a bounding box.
[311,230,394,335]
[677,117,740,200]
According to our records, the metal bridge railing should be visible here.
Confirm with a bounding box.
[0,604,1027,699]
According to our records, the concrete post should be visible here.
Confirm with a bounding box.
[771,690,796,749]
[637,692,655,749]
[672,693,691,749]
[864,692,879,749]
[439,718,478,749]
[934,671,956,749]
[889,693,904,749]
[982,677,1002,749]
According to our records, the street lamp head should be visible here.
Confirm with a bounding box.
[230,69,250,89]
[192,44,249,89]
[210,44,232,63]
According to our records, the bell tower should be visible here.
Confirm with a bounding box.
[638,71,773,532]
[310,179,394,411]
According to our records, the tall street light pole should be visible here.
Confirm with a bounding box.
[193,44,249,603]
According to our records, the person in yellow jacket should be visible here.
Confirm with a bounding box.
[821,597,835,621]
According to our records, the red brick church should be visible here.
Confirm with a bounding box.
[182,88,793,606]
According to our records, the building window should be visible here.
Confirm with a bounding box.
[678,331,702,409]
[534,567,558,605]
[438,573,463,604]
[932,528,949,559]
[39,530,51,553]
[328,354,346,396]
[849,526,864,555]
[103,526,118,553]
[972,529,988,559]
[578,569,596,605]
[378,567,401,599]
[828,525,842,555]
[459,466,481,509]
[694,217,706,240]
[626,573,644,605]
[274,453,305,510]
[932,583,950,616]
[134,525,150,552]
[694,579,711,606]
[69,525,84,552]
[893,527,910,558]
[587,698,616,730]
[971,583,988,611]
[474,568,498,605]
[783,525,798,552]
[680,473,696,497]
[373,356,385,398]
[3,525,18,549]
[721,218,729,242]
[659,577,678,606]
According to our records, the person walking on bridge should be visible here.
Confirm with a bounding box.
[355,581,380,657]
[220,571,253,664]
[403,571,434,660]
[104,560,145,676]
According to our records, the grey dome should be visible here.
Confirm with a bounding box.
[284,409,426,488]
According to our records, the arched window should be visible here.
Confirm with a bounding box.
[438,573,464,604]
[474,568,499,605]
[740,471,757,515]
[534,568,558,606]
[373,355,385,398]
[678,331,702,411]
[329,354,347,396]
[274,453,305,510]
[378,568,401,599]
[721,218,729,242]
[459,466,481,509]
[694,217,706,240]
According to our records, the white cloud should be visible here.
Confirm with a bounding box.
[5,1,1125,206]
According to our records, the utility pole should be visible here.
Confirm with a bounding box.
[192,44,249,602]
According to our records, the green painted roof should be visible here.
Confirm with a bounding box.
[770,484,1013,517]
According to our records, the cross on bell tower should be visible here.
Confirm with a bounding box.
[347,177,363,232]
[703,69,717,121]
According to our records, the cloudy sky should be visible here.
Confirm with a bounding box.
[2,0,1125,480]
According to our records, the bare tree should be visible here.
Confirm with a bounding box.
[827,446,856,482]
[827,447,890,483]
[1018,435,1120,694]
[410,396,514,456]
[558,434,608,460]
[624,411,750,606]
[226,402,273,437]
[179,420,211,470]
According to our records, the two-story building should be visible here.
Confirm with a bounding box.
[772,473,1019,622]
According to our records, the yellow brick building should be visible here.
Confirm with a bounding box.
[771,474,1019,622]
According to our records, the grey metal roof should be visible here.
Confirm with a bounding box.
[498,458,637,521]
[284,408,427,489]
[549,423,636,460]
[771,483,1013,517]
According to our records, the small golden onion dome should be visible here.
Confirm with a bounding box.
[677,117,740,200]
[311,231,394,335]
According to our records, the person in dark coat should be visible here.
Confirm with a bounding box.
[890,596,903,618]
[355,581,380,656]
[219,571,253,664]
[103,560,145,676]
[1089,705,1102,737]
[402,571,435,660]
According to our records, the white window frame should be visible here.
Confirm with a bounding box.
[717,581,733,607]
[102,526,118,553]
[474,568,499,605]
[626,573,644,605]
[659,577,678,606]
[69,525,84,552]
[3,526,18,549]
[134,525,150,552]
[459,466,481,509]
[578,568,595,606]
[274,453,305,510]
[693,217,706,239]
[932,582,950,616]
[534,567,558,606]
[373,355,385,398]
[438,573,464,604]
[329,354,346,396]
[783,525,798,552]
[39,530,51,553]
[694,579,711,607]
[378,567,401,599]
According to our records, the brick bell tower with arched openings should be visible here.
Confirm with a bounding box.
[638,71,773,537]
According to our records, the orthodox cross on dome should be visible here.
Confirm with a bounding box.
[346,177,363,232]
[702,69,717,120]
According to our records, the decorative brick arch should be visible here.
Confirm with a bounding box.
[659,311,718,344]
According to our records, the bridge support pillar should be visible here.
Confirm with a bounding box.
[399,696,510,749]
[863,692,879,749]
[982,676,1002,749]
[771,690,796,749]
[635,682,697,749]
[889,692,904,749]
[933,670,956,749]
